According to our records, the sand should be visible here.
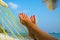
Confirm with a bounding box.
[0,33,19,40]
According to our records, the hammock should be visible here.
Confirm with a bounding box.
[0,1,30,40]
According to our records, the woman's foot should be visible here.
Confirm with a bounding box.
[19,13,37,39]
[29,15,37,39]
[19,12,32,27]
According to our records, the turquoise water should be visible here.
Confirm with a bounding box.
[50,33,60,39]
[8,33,60,40]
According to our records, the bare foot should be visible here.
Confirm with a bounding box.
[19,12,32,27]
[29,15,38,39]
[19,13,37,39]
[30,15,37,25]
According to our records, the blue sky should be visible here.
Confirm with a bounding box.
[2,0,60,33]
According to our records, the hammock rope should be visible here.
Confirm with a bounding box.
[4,7,23,33]
[0,3,30,39]
[1,6,22,37]
[0,6,25,40]
[7,8,27,33]
[0,5,25,40]
[0,8,7,35]
[0,5,17,37]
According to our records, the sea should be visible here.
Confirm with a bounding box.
[8,33,60,40]
[50,33,60,39]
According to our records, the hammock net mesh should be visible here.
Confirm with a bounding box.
[0,4,30,40]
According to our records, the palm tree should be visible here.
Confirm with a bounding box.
[43,0,57,10]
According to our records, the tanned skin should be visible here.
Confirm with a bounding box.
[19,13,58,40]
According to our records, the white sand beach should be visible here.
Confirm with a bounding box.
[0,33,19,40]
[0,33,34,40]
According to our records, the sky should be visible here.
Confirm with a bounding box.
[1,0,60,33]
